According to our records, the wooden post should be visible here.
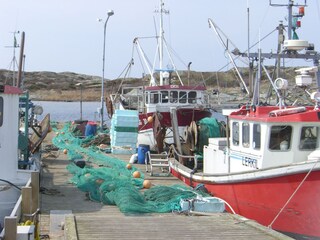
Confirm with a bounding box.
[31,171,39,213]
[4,216,17,240]
[22,187,32,222]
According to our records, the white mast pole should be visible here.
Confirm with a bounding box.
[159,0,164,86]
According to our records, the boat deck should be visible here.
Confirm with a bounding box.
[39,132,292,240]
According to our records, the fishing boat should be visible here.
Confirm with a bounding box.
[168,1,320,239]
[0,33,50,237]
[108,0,212,151]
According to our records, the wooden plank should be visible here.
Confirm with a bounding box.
[4,216,17,240]
[31,171,40,213]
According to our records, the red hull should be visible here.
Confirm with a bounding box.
[171,168,320,239]
[138,109,211,131]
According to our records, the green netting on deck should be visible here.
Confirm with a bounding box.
[51,122,209,214]
[196,117,225,154]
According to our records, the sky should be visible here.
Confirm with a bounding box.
[0,0,320,80]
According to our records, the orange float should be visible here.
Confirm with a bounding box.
[126,163,132,170]
[143,180,152,189]
[132,171,141,178]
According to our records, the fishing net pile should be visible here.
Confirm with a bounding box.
[51,122,210,213]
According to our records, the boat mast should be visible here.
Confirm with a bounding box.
[158,0,166,86]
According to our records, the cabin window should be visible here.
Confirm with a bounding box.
[0,97,3,127]
[161,91,169,103]
[150,91,159,104]
[232,122,239,146]
[188,91,197,103]
[170,91,178,103]
[242,122,250,148]
[269,125,292,150]
[299,126,318,150]
[253,124,261,149]
[179,91,187,103]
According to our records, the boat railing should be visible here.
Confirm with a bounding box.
[0,172,40,240]
[168,144,200,170]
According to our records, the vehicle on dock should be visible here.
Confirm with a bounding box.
[168,1,320,239]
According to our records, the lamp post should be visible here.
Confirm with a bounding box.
[99,9,114,130]
[75,83,83,120]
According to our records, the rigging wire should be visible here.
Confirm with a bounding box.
[0,179,21,191]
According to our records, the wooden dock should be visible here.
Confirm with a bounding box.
[39,132,292,240]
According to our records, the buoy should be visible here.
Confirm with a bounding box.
[147,116,153,123]
[143,180,152,189]
[84,173,91,178]
[132,171,141,178]
[63,149,68,154]
[95,179,104,185]
[99,144,108,149]
[126,163,132,170]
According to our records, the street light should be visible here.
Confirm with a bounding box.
[99,9,114,130]
[75,83,83,120]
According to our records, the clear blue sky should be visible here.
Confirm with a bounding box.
[0,0,319,79]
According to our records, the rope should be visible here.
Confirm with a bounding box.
[268,161,318,228]
[0,179,21,191]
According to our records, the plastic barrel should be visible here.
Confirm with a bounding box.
[137,144,150,164]
[85,121,97,137]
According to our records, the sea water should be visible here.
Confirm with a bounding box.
[32,101,226,124]
[32,101,108,123]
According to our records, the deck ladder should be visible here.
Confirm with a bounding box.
[146,151,170,176]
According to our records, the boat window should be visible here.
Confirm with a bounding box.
[170,91,178,103]
[269,125,292,151]
[145,92,149,104]
[299,126,318,150]
[242,122,250,148]
[179,91,187,103]
[0,97,3,127]
[150,91,159,104]
[253,124,261,149]
[161,91,169,103]
[188,91,197,103]
[232,122,239,146]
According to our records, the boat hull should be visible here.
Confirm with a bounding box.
[138,109,212,131]
[170,160,320,239]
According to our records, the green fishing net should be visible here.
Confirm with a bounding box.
[196,117,226,154]
[51,122,210,214]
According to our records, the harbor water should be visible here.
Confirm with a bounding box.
[33,101,109,123]
[32,101,226,124]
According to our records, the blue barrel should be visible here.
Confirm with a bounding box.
[137,144,150,164]
[85,121,97,137]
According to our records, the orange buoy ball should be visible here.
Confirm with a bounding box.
[132,171,141,178]
[126,163,132,170]
[95,179,104,185]
[99,144,108,149]
[63,149,68,154]
[143,180,152,189]
[147,116,153,123]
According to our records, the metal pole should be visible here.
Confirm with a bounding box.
[80,84,83,120]
[76,83,83,120]
[100,10,114,130]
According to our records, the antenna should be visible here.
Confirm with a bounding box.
[269,0,307,40]
[4,31,20,86]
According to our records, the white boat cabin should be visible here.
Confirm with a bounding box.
[145,85,210,113]
[204,106,320,174]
